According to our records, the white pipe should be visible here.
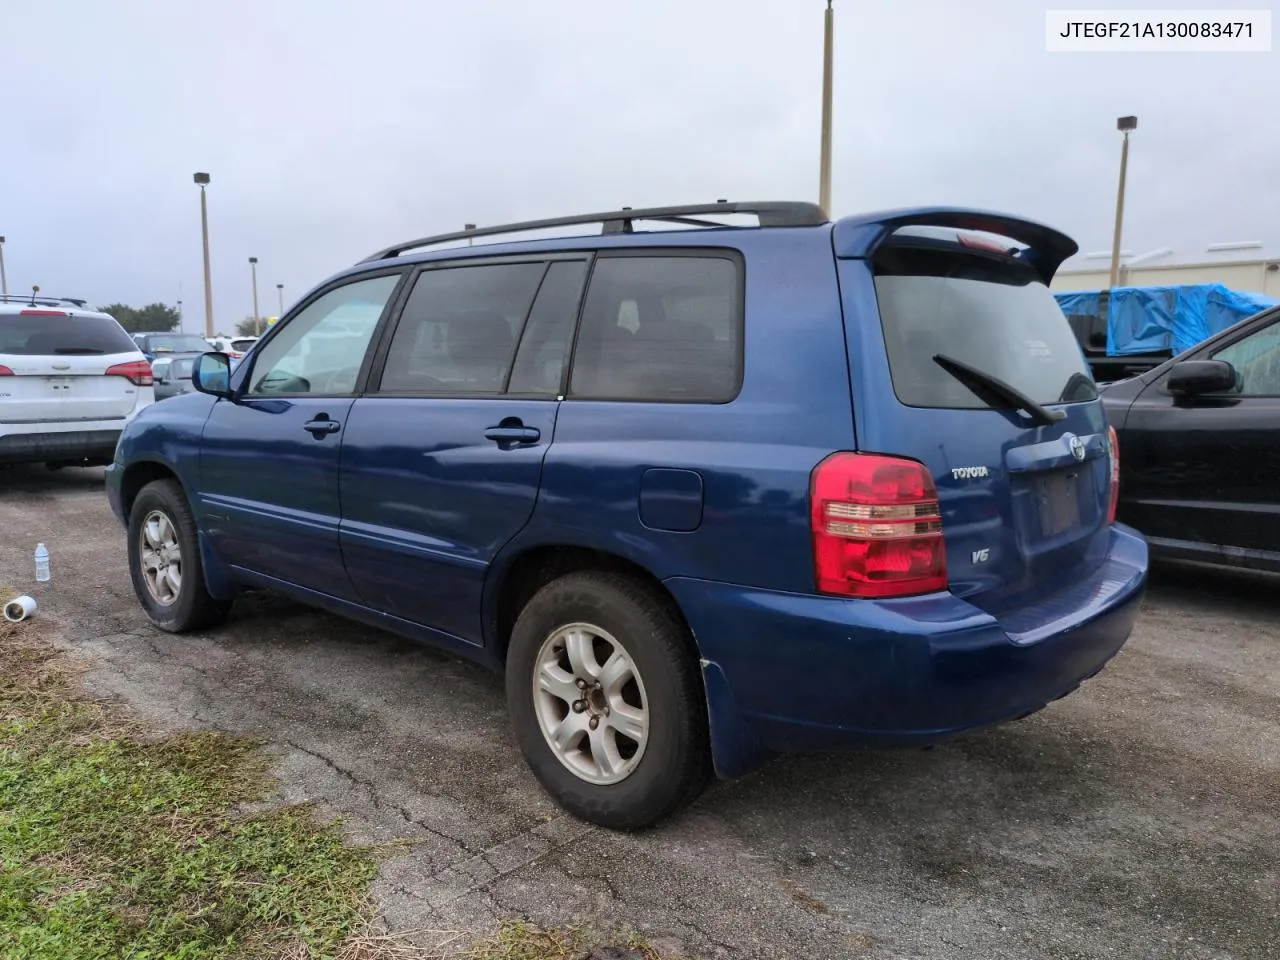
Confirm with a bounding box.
[3,595,37,622]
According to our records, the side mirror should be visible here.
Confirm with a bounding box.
[191,351,233,399]
[1167,359,1237,398]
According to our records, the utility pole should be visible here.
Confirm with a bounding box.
[1108,117,1137,290]
[249,257,261,336]
[0,236,8,298]
[818,0,834,217]
[194,173,214,337]
[276,283,284,316]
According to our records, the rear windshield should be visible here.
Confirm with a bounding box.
[0,313,137,356]
[144,333,213,354]
[873,244,1097,409]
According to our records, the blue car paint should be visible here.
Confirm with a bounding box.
[106,205,1149,783]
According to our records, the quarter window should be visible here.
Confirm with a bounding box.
[568,256,741,402]
[247,274,401,396]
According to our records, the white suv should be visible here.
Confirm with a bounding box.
[0,297,155,468]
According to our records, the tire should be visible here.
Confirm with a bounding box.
[505,571,711,830]
[127,479,231,633]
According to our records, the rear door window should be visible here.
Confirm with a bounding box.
[0,314,137,356]
[377,261,547,395]
[873,244,1097,409]
[568,254,742,402]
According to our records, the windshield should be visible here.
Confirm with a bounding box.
[873,243,1098,410]
[171,358,196,378]
[0,313,138,356]
[145,333,212,354]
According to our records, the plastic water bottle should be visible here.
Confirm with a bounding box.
[34,543,50,583]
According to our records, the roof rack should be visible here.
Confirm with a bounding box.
[360,200,828,263]
[0,294,88,308]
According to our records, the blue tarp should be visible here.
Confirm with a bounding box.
[1055,284,1277,356]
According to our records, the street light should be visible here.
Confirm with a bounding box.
[194,173,214,337]
[248,257,261,336]
[0,235,7,298]
[818,0,834,217]
[465,223,476,247]
[276,283,284,316]
[1107,116,1137,290]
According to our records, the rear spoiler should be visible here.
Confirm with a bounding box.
[831,207,1078,284]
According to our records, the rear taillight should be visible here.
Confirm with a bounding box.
[19,309,67,316]
[106,360,154,387]
[810,452,948,599]
[1106,425,1120,525]
[0,365,12,376]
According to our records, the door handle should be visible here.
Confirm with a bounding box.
[484,424,541,445]
[303,417,342,438]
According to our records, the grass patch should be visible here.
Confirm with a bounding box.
[456,921,681,960]
[0,622,690,960]
[0,624,376,960]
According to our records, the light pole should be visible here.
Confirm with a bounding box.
[818,0,834,217]
[194,173,214,337]
[276,283,284,316]
[465,223,476,247]
[0,236,7,298]
[249,257,261,336]
[1108,116,1137,290]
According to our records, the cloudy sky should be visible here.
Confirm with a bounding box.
[2,0,1273,334]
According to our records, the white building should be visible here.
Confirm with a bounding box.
[1052,250,1280,299]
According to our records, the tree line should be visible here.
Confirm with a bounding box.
[96,303,264,339]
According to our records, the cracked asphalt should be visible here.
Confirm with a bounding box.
[1,464,1277,959]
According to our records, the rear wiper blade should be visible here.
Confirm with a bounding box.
[932,353,1066,426]
[53,348,105,355]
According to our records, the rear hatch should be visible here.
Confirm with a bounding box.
[835,217,1112,616]
[0,310,152,423]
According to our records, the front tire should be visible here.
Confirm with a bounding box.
[505,572,710,830]
[127,479,231,633]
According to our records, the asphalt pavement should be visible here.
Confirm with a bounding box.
[1,464,1276,960]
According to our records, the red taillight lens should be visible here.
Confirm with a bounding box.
[19,309,67,316]
[1106,425,1121,525]
[810,452,948,599]
[0,365,13,376]
[105,360,154,387]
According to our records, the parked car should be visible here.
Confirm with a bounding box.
[105,201,1148,829]
[132,331,217,361]
[229,336,259,355]
[206,336,249,360]
[1,296,154,468]
[151,355,197,401]
[1101,302,1280,574]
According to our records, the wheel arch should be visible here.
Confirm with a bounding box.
[485,543,697,672]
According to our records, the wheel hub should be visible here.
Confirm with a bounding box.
[532,622,650,785]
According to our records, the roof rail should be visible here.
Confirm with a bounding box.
[0,294,88,308]
[360,200,828,263]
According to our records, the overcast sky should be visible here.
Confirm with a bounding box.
[2,0,1274,334]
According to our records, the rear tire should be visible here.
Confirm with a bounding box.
[505,571,710,830]
[127,479,231,633]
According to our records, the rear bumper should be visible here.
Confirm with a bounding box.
[666,525,1147,776]
[0,425,123,465]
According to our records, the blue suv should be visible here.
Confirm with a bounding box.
[106,201,1148,829]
